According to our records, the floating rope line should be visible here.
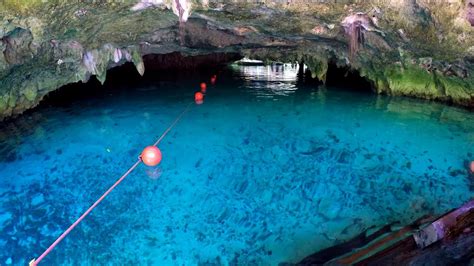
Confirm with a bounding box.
[153,102,192,146]
[30,102,193,266]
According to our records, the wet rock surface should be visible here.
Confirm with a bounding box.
[0,0,473,120]
[2,27,35,65]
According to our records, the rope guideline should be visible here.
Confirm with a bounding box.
[30,102,193,266]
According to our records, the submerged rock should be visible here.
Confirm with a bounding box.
[31,193,45,206]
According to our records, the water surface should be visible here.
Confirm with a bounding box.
[0,64,472,265]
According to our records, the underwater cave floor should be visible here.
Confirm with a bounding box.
[0,65,473,265]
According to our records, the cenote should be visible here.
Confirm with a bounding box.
[0,60,472,265]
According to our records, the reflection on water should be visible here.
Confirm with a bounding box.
[231,63,302,97]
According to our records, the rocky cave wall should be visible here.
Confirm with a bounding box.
[0,0,473,120]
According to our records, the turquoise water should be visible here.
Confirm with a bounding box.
[0,64,473,265]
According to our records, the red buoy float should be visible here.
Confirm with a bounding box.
[200,82,207,93]
[210,76,216,85]
[195,91,204,104]
[141,146,162,166]
[195,91,204,101]
[470,161,474,174]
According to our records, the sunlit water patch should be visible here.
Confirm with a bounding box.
[0,65,472,265]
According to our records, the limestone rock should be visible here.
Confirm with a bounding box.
[467,0,474,26]
[0,1,472,120]
[2,27,34,65]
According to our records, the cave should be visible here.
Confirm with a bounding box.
[41,54,377,109]
[0,2,473,266]
[40,53,240,108]
[324,63,373,92]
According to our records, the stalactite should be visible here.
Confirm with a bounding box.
[348,21,364,59]
[342,14,370,60]
[176,0,185,45]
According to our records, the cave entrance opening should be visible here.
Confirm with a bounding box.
[39,53,374,110]
[40,53,238,109]
[323,63,373,93]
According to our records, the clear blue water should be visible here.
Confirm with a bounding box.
[0,64,473,265]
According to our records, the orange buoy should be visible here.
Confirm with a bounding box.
[470,161,474,174]
[141,146,162,166]
[195,91,204,101]
[200,82,207,92]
